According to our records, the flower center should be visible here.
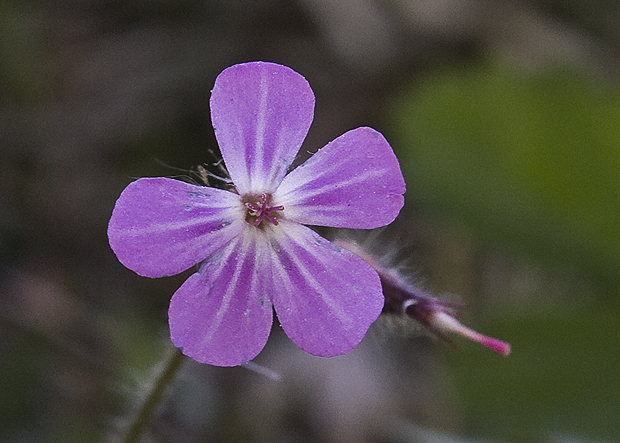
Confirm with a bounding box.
[243,193,284,227]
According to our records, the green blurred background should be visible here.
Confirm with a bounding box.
[1,1,619,442]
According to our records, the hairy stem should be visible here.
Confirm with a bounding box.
[121,345,185,443]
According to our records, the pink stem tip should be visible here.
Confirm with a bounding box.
[430,312,511,356]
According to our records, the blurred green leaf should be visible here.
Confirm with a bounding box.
[390,65,620,291]
[449,304,620,441]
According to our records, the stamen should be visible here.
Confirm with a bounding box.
[244,193,284,227]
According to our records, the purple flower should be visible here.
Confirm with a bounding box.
[108,61,405,366]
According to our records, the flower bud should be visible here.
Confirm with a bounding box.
[334,239,511,356]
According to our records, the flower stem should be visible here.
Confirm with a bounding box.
[121,345,185,443]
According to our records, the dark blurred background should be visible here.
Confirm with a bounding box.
[1,1,619,442]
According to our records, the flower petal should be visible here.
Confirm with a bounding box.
[275,127,406,228]
[268,221,384,357]
[210,61,315,195]
[108,177,245,278]
[168,228,274,366]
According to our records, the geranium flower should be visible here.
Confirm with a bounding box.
[108,61,406,366]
